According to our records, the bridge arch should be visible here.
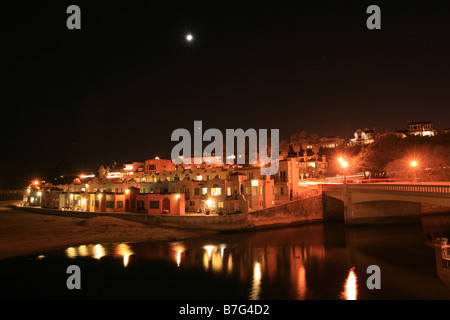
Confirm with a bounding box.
[322,183,450,224]
[323,184,450,208]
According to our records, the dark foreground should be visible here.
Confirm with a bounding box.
[1,212,449,300]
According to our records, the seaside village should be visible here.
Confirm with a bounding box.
[25,155,325,216]
[23,121,447,215]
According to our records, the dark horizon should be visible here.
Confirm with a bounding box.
[2,1,449,189]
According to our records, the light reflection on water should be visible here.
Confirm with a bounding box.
[297,263,307,299]
[249,261,262,300]
[62,226,329,299]
[340,267,358,300]
[15,216,450,299]
[60,225,341,299]
[66,243,134,267]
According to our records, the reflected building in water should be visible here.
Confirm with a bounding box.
[175,242,326,299]
[59,214,450,299]
[66,243,135,267]
[63,225,329,299]
[166,225,328,300]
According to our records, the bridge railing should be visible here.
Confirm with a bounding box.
[346,184,450,194]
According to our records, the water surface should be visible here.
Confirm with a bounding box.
[1,215,450,299]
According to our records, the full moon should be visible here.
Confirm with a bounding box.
[186,34,193,42]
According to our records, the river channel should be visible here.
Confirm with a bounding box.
[1,214,450,299]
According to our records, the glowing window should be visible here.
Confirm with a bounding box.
[211,187,221,196]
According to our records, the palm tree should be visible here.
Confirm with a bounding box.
[290,133,302,158]
[279,140,290,159]
[310,133,321,160]
[310,134,321,178]
[299,131,309,162]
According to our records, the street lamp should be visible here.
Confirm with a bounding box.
[205,199,213,207]
[339,158,348,184]
[204,199,213,215]
[411,160,417,183]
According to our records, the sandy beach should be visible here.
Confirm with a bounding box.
[0,202,218,260]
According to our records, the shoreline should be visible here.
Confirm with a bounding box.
[3,200,444,260]
[0,203,219,260]
[0,197,325,259]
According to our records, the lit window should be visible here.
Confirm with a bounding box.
[202,187,207,195]
[227,187,232,196]
[211,187,221,196]
[196,175,203,181]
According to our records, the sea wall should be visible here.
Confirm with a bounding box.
[14,195,324,231]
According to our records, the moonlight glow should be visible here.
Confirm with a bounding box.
[186,34,193,42]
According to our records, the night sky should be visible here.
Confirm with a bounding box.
[2,1,449,189]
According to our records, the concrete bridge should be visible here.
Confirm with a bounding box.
[321,183,450,224]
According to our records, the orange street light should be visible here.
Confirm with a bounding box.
[411,160,418,183]
[339,158,349,184]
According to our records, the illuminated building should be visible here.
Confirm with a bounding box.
[26,150,328,215]
[348,128,378,146]
[407,120,438,137]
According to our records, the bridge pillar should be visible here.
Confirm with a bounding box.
[343,184,353,223]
